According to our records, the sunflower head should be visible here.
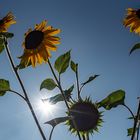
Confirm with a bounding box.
[123,8,140,35]
[66,97,103,137]
[19,20,61,67]
[0,12,16,32]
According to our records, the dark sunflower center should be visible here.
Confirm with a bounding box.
[0,20,4,25]
[69,102,99,131]
[25,30,44,49]
[136,9,140,18]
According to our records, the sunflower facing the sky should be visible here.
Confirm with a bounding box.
[19,20,60,67]
[0,12,16,32]
[123,8,140,35]
[66,98,103,138]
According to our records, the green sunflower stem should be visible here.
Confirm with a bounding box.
[47,59,82,140]
[4,38,47,140]
[131,99,140,140]
[137,123,140,140]
[47,59,69,109]
[86,134,89,140]
[8,89,26,101]
[82,135,86,140]
[122,104,135,120]
[75,67,82,100]
[49,127,55,140]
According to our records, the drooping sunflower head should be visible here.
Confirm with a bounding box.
[123,8,140,35]
[66,98,103,137]
[19,20,61,67]
[0,12,16,32]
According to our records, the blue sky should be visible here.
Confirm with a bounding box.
[0,0,140,140]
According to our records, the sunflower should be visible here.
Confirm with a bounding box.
[66,98,103,138]
[123,8,140,35]
[19,20,60,67]
[0,12,16,32]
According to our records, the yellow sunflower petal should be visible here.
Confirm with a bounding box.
[44,28,61,36]
[0,12,16,32]
[30,55,37,67]
[45,42,57,51]
[20,20,60,67]
[123,8,140,35]
[35,20,47,31]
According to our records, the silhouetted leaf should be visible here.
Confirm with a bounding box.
[130,43,140,54]
[128,115,139,120]
[82,75,99,86]
[16,61,31,70]
[127,128,133,136]
[70,61,78,73]
[44,116,70,127]
[0,32,14,38]
[54,50,71,74]
[40,78,57,90]
[0,79,10,96]
[42,85,74,104]
[0,37,5,54]
[97,90,125,110]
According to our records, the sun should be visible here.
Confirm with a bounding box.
[37,100,55,115]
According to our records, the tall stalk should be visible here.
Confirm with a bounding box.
[4,38,47,140]
[131,99,140,140]
[48,59,82,140]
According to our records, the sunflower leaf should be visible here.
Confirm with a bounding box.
[81,75,99,86]
[0,79,10,96]
[44,116,70,127]
[127,128,133,136]
[97,90,125,110]
[16,61,32,70]
[130,43,140,54]
[0,37,5,54]
[0,32,14,38]
[70,61,78,73]
[42,85,74,104]
[128,115,139,120]
[54,50,71,74]
[40,78,57,90]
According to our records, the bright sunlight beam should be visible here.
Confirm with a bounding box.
[37,100,55,115]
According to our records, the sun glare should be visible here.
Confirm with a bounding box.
[37,100,55,115]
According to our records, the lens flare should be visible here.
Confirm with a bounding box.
[37,100,55,115]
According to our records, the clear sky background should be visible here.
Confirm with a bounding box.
[0,0,140,140]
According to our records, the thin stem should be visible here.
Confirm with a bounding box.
[131,100,140,140]
[79,84,84,94]
[49,127,55,140]
[48,59,70,110]
[4,38,47,140]
[58,74,61,84]
[47,59,81,140]
[86,134,89,140]
[122,104,135,119]
[8,89,26,101]
[70,96,75,103]
[82,135,86,140]
[75,68,81,100]
[137,123,140,140]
